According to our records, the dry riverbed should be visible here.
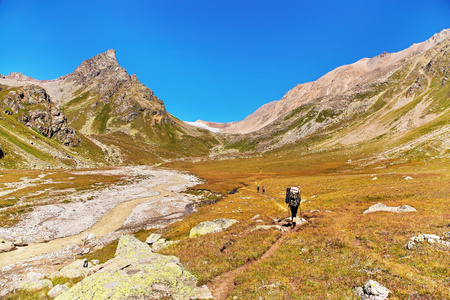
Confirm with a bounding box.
[0,166,202,295]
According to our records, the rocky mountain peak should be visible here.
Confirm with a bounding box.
[66,49,124,86]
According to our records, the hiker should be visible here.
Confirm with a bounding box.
[285,186,301,229]
[257,185,260,193]
[262,186,265,194]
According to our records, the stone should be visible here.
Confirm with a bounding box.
[81,232,96,243]
[189,218,238,238]
[355,280,390,300]
[0,239,15,253]
[26,271,45,281]
[48,284,69,298]
[422,234,440,241]
[251,225,287,232]
[20,279,53,292]
[57,259,93,279]
[152,239,173,252]
[443,231,450,239]
[145,233,162,245]
[55,234,212,300]
[404,176,413,180]
[13,238,26,247]
[363,203,416,214]
[405,240,416,250]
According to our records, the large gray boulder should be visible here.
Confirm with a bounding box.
[363,203,416,215]
[52,259,93,279]
[56,234,212,300]
[355,280,390,300]
[48,284,69,298]
[190,218,238,238]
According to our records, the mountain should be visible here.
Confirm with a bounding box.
[207,29,450,159]
[0,50,218,169]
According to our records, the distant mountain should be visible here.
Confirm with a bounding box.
[0,50,218,169]
[207,29,450,158]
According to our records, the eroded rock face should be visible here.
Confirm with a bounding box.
[2,85,80,147]
[56,234,212,300]
[189,218,238,238]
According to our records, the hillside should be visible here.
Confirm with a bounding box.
[205,29,450,162]
[0,50,219,169]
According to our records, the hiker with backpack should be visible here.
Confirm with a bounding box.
[262,186,265,194]
[285,186,301,229]
[257,185,260,193]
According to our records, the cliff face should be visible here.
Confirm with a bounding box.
[2,85,79,147]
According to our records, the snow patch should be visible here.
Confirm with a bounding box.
[184,121,221,132]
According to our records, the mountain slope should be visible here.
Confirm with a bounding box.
[212,29,450,161]
[0,50,219,168]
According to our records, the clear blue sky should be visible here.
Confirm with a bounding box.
[0,0,449,123]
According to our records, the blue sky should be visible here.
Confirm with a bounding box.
[0,0,449,123]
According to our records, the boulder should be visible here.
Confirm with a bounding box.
[26,271,45,281]
[354,280,390,300]
[20,279,53,292]
[0,238,15,253]
[56,259,93,279]
[55,234,212,300]
[152,238,173,252]
[146,233,162,245]
[14,238,26,247]
[48,284,69,298]
[189,218,238,238]
[363,203,416,215]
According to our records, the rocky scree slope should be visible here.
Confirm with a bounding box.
[213,29,450,158]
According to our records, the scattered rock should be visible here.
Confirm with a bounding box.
[189,218,238,238]
[55,234,212,300]
[0,238,15,253]
[354,280,390,300]
[251,225,288,232]
[363,203,416,214]
[48,284,69,298]
[406,232,450,250]
[81,232,96,244]
[145,233,162,245]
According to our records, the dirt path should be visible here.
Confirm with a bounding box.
[208,221,306,300]
[0,181,180,268]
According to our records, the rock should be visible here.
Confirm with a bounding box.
[48,284,69,298]
[363,203,417,214]
[57,259,93,279]
[371,177,378,180]
[55,234,212,300]
[145,233,162,245]
[189,218,238,238]
[13,238,26,247]
[20,279,53,292]
[404,176,413,180]
[443,231,450,239]
[355,280,390,300]
[152,238,173,252]
[251,225,287,232]
[26,271,45,281]
[0,239,15,253]
[405,240,416,250]
[91,259,100,265]
[81,232,96,243]
[422,234,440,241]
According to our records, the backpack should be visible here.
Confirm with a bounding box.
[285,187,300,207]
